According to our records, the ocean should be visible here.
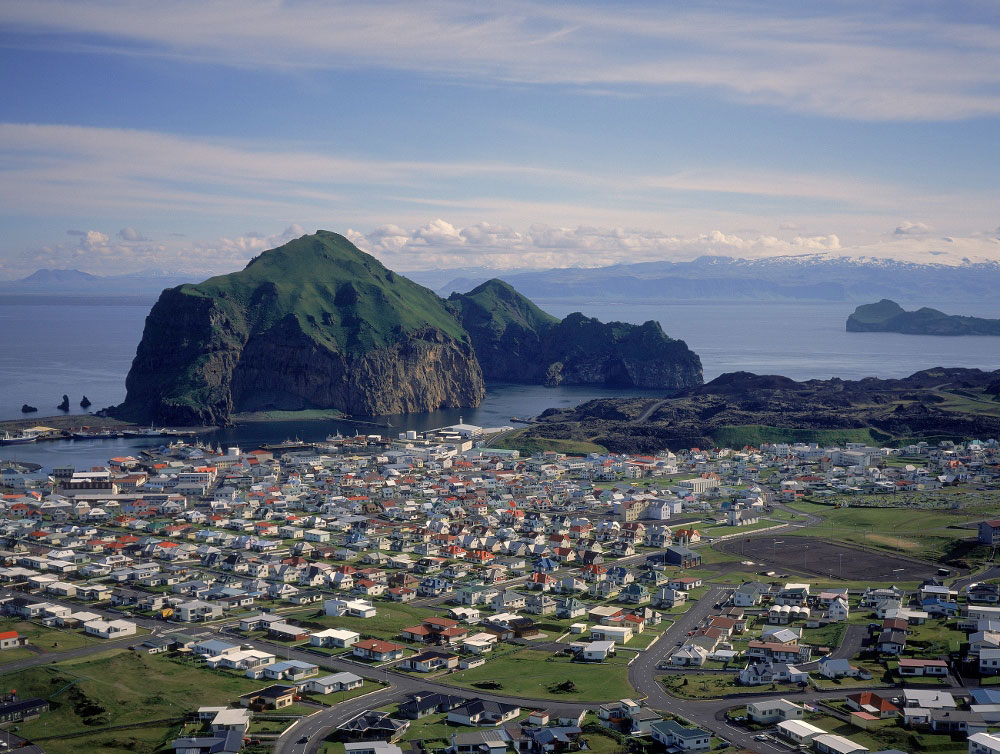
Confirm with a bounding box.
[2,294,1000,470]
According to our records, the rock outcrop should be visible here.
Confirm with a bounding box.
[448,280,703,389]
[847,299,1000,335]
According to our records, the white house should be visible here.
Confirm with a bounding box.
[301,672,363,695]
[83,618,137,639]
[776,720,826,746]
[324,598,376,618]
[310,628,360,649]
[747,699,803,725]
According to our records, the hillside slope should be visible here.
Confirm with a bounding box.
[110,231,485,424]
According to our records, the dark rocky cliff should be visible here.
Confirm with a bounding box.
[449,279,703,389]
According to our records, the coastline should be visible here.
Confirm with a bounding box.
[0,413,211,435]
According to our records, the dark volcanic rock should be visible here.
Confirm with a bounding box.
[57,394,69,411]
[80,396,91,408]
[522,367,1000,453]
[20,404,37,413]
[449,279,702,390]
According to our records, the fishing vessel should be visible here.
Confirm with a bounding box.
[0,431,37,445]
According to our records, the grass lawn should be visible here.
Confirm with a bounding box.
[627,631,664,650]
[491,428,608,456]
[35,722,183,754]
[0,619,101,663]
[442,648,633,702]
[803,712,966,754]
[800,622,847,649]
[704,520,781,536]
[307,602,440,640]
[249,718,295,734]
[581,729,624,754]
[901,621,963,656]
[11,649,268,746]
[784,501,981,561]
[659,673,745,699]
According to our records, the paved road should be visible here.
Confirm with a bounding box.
[953,565,1000,592]
[628,585,731,693]
[634,399,668,424]
[0,632,144,673]
[274,683,402,754]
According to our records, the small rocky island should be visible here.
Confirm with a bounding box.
[108,231,703,425]
[847,299,1000,335]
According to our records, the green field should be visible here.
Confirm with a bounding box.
[491,428,608,456]
[659,672,745,699]
[441,648,633,701]
[0,619,101,665]
[11,649,270,753]
[800,622,847,649]
[786,500,981,561]
[710,425,892,448]
[308,602,440,640]
[231,408,346,422]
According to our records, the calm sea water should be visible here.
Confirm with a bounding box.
[3,294,1000,470]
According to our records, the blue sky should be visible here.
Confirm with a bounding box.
[1,0,999,277]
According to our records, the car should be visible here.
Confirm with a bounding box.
[718,742,731,749]
[298,736,309,744]
[754,735,768,741]
[675,640,683,646]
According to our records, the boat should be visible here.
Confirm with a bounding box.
[325,432,344,442]
[122,426,164,437]
[71,429,121,440]
[0,432,37,446]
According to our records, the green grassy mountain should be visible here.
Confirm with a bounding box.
[847,299,1000,335]
[110,232,704,426]
[111,231,484,425]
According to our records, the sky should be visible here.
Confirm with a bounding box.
[1,0,1000,278]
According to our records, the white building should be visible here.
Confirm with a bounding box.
[83,619,137,639]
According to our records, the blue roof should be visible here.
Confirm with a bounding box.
[970,688,1000,705]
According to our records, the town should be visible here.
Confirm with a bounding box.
[1,422,1000,754]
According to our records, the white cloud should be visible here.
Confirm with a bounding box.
[4,1,1000,121]
[5,219,1000,281]
[117,226,147,242]
[346,220,996,270]
[894,221,932,235]
[6,122,978,237]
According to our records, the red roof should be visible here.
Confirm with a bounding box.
[0,631,18,640]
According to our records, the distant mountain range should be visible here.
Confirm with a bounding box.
[0,268,189,296]
[436,256,1000,304]
[9,254,1000,305]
